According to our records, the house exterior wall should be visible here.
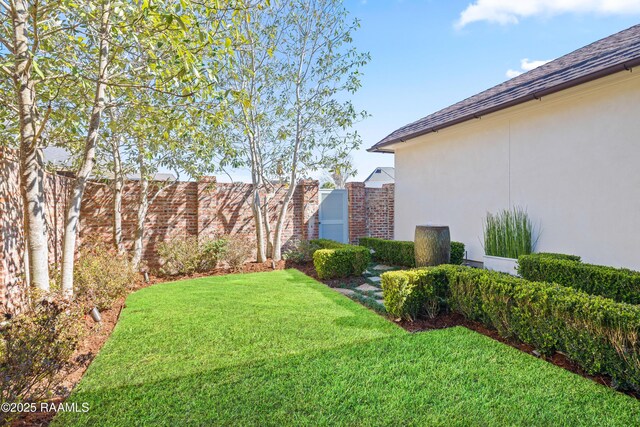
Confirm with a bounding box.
[393,70,640,269]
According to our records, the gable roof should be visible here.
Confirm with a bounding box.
[364,166,395,183]
[369,24,640,153]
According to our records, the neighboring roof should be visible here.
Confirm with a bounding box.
[125,172,177,182]
[370,24,640,153]
[364,166,395,183]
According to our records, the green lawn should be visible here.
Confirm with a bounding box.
[54,269,640,426]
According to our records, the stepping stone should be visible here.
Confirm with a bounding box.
[375,299,385,306]
[373,264,393,271]
[374,292,384,298]
[335,288,355,296]
[356,284,379,292]
[368,276,381,283]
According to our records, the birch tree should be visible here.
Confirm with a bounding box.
[1,0,80,291]
[58,0,113,296]
[224,2,286,262]
[225,0,367,261]
[270,0,367,260]
[58,0,243,295]
[2,0,249,295]
[98,90,231,270]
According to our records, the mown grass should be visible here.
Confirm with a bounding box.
[54,270,640,426]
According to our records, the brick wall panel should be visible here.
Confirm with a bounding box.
[2,146,393,315]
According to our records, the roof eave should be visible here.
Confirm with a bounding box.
[368,58,640,153]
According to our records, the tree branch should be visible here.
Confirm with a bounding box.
[0,64,12,77]
[32,104,51,145]
[0,35,13,52]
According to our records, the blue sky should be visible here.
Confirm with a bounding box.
[219,1,640,182]
[344,0,640,181]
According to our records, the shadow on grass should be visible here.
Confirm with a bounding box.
[55,327,640,427]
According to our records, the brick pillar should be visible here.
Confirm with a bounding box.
[197,176,218,240]
[383,183,395,240]
[346,182,366,244]
[301,180,319,240]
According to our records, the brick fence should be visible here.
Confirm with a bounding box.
[80,177,321,270]
[0,149,73,314]
[1,148,395,313]
[345,182,394,244]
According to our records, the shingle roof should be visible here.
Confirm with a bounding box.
[369,24,640,153]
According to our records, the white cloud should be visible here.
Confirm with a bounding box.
[456,0,640,29]
[506,58,552,78]
[506,69,524,78]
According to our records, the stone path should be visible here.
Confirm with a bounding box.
[331,262,405,310]
[356,283,379,292]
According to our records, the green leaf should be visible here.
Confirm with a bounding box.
[31,61,44,79]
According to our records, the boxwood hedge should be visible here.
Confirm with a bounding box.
[381,265,640,392]
[518,254,640,304]
[358,237,465,267]
[311,239,371,280]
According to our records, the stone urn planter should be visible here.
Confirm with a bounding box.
[414,225,450,267]
[483,255,518,276]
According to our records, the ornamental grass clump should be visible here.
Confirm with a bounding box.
[483,207,537,259]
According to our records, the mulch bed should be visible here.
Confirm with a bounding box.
[397,311,640,400]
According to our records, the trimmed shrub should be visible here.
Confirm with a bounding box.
[518,254,640,304]
[381,267,452,320]
[450,241,465,265]
[359,237,415,267]
[359,237,465,267]
[74,243,137,310]
[535,252,582,262]
[445,267,640,391]
[313,246,371,279]
[310,238,347,250]
[384,265,640,391]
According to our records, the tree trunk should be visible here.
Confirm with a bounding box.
[60,0,111,296]
[248,134,267,262]
[131,154,148,270]
[19,144,49,291]
[251,188,267,262]
[111,137,124,254]
[272,79,303,262]
[272,182,296,261]
[414,225,451,267]
[262,191,273,258]
[12,0,50,291]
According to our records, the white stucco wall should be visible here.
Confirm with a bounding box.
[392,70,640,269]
